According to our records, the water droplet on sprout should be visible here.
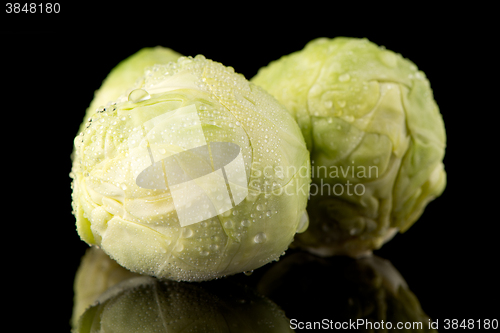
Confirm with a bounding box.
[339,73,351,82]
[254,232,267,244]
[128,89,151,103]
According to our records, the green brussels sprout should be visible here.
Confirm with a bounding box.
[72,248,293,333]
[256,252,437,332]
[252,37,446,257]
[70,55,311,281]
[77,46,182,136]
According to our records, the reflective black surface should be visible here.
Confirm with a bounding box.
[72,247,437,332]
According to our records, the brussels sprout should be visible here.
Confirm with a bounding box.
[252,37,446,257]
[77,46,182,136]
[256,252,437,332]
[72,248,293,333]
[71,55,310,281]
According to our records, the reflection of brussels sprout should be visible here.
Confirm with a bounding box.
[252,37,446,257]
[257,252,437,332]
[71,55,310,281]
[71,247,141,328]
[72,248,293,333]
[77,46,182,136]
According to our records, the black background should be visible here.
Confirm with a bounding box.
[2,4,497,332]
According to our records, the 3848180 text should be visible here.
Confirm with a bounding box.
[442,319,498,330]
[5,3,60,13]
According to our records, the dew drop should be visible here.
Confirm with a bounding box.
[380,51,397,68]
[256,204,264,211]
[254,232,267,244]
[174,243,184,252]
[347,115,357,123]
[120,183,127,190]
[415,71,424,80]
[158,148,166,155]
[128,89,151,103]
[339,73,351,82]
[241,219,251,227]
[243,270,254,276]
[224,220,234,229]
[181,228,193,238]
